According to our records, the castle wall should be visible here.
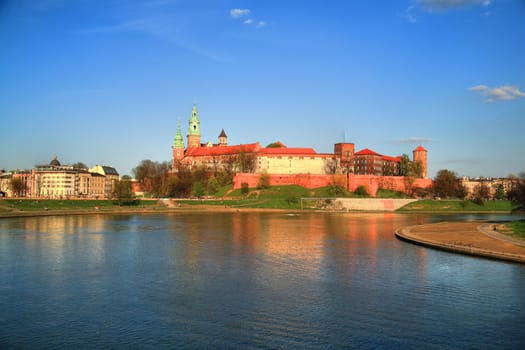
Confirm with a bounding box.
[234,173,433,196]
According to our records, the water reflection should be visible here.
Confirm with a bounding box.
[1,212,524,349]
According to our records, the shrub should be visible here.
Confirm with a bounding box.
[258,171,270,189]
[471,197,485,206]
[354,186,369,197]
[241,182,250,195]
[285,195,299,205]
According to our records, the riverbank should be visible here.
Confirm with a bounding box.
[0,202,295,219]
[395,221,525,264]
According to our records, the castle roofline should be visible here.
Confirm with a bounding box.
[185,143,261,157]
[258,147,318,155]
[413,145,427,152]
[355,148,381,156]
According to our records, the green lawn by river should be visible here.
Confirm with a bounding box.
[398,199,516,212]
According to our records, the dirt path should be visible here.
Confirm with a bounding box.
[395,221,525,264]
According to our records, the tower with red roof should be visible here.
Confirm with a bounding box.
[413,145,428,178]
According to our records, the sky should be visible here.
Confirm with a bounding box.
[0,0,524,178]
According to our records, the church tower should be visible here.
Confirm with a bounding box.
[218,129,228,146]
[413,145,428,178]
[187,104,201,148]
[172,123,185,165]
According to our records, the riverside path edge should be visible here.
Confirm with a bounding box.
[395,221,525,264]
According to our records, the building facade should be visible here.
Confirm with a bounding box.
[172,104,428,180]
[0,156,119,199]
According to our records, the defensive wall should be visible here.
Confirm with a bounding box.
[233,173,432,197]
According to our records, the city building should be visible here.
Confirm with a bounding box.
[0,156,119,199]
[461,177,515,199]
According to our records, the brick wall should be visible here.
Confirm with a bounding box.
[233,173,432,196]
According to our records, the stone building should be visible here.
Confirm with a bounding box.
[0,156,119,199]
[172,104,428,180]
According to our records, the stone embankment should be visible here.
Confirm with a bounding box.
[395,222,525,264]
[333,198,418,211]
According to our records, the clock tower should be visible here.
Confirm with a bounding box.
[187,104,201,148]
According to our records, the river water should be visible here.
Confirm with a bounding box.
[1,212,524,349]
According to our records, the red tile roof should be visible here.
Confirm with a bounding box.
[185,143,260,157]
[381,155,401,162]
[354,148,381,156]
[414,145,427,152]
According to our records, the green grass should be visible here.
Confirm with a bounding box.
[375,189,408,198]
[506,220,525,238]
[398,199,515,212]
[180,185,310,210]
[2,190,519,213]
[0,199,159,212]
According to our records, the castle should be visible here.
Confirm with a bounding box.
[172,105,430,194]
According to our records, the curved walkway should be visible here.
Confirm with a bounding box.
[395,221,525,264]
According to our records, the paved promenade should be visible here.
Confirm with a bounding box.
[395,221,525,264]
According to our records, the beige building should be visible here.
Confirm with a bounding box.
[255,147,333,175]
[461,177,514,199]
[89,165,119,198]
[0,156,120,199]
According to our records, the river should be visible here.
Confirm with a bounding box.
[1,212,524,349]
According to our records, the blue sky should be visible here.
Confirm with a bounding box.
[1,0,524,178]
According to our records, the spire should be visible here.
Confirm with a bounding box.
[173,122,184,149]
[218,129,228,146]
[187,104,201,137]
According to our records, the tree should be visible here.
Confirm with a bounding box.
[399,154,423,178]
[112,179,135,206]
[266,142,284,148]
[433,169,461,199]
[132,159,171,196]
[236,149,256,173]
[473,182,490,201]
[166,172,192,198]
[258,171,270,189]
[354,185,369,197]
[399,154,411,176]
[10,177,25,197]
[412,160,423,178]
[192,182,205,198]
[495,184,505,200]
[507,173,525,219]
[207,176,219,196]
[241,182,250,195]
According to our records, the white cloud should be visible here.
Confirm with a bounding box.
[404,5,417,23]
[394,137,432,144]
[417,0,491,11]
[469,85,525,102]
[231,9,266,29]
[230,8,250,18]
